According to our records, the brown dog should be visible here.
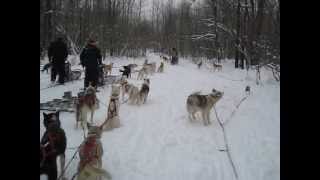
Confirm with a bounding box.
[213,63,222,71]
[103,63,113,75]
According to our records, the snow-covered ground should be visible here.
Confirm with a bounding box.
[40,53,280,180]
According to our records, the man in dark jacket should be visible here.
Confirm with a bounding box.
[80,39,102,89]
[48,37,68,84]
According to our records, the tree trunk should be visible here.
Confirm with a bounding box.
[235,0,241,68]
[46,0,53,44]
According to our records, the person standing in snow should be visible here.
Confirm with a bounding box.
[80,39,102,89]
[48,37,69,84]
[171,47,179,65]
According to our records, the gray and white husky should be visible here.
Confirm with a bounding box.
[137,66,148,80]
[120,79,140,104]
[138,78,150,105]
[186,89,224,126]
[127,84,140,105]
[76,85,99,129]
[77,123,112,180]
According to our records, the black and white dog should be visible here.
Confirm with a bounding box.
[245,85,251,95]
[41,112,67,180]
[41,62,52,73]
[120,65,131,78]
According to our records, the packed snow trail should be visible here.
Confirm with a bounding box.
[40,53,279,180]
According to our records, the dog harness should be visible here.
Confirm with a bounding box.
[78,94,96,108]
[79,136,99,170]
[108,97,118,119]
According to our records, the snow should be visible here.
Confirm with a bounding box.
[40,52,279,180]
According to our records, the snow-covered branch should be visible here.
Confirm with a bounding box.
[191,33,216,41]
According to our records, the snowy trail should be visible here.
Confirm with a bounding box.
[40,53,279,180]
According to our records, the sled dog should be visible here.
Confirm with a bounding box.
[137,66,148,80]
[138,78,150,105]
[186,89,224,126]
[41,113,67,180]
[77,123,111,180]
[103,63,113,75]
[76,85,98,129]
[160,55,169,63]
[120,65,132,78]
[245,85,251,95]
[102,85,120,131]
[157,62,164,73]
[213,63,222,71]
[41,62,52,73]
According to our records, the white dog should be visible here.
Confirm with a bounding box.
[102,85,120,131]
[186,89,224,126]
[120,79,140,104]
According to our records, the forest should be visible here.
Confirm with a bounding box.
[40,0,280,70]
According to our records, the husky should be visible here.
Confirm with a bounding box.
[160,55,169,63]
[120,65,132,78]
[126,84,140,105]
[137,66,148,80]
[103,63,113,75]
[120,79,128,101]
[102,85,120,131]
[157,62,164,73]
[43,111,61,129]
[120,79,138,104]
[138,78,150,105]
[127,63,138,71]
[197,61,203,69]
[41,116,67,180]
[147,62,157,74]
[186,89,224,126]
[245,85,251,95]
[41,62,52,73]
[76,85,98,129]
[140,62,156,76]
[213,63,222,71]
[77,123,112,180]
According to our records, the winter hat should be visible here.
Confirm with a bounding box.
[88,39,97,45]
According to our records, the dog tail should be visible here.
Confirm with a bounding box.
[80,165,112,180]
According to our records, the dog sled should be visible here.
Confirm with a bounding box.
[65,61,83,82]
[97,65,122,87]
[104,75,122,85]
[40,91,77,112]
